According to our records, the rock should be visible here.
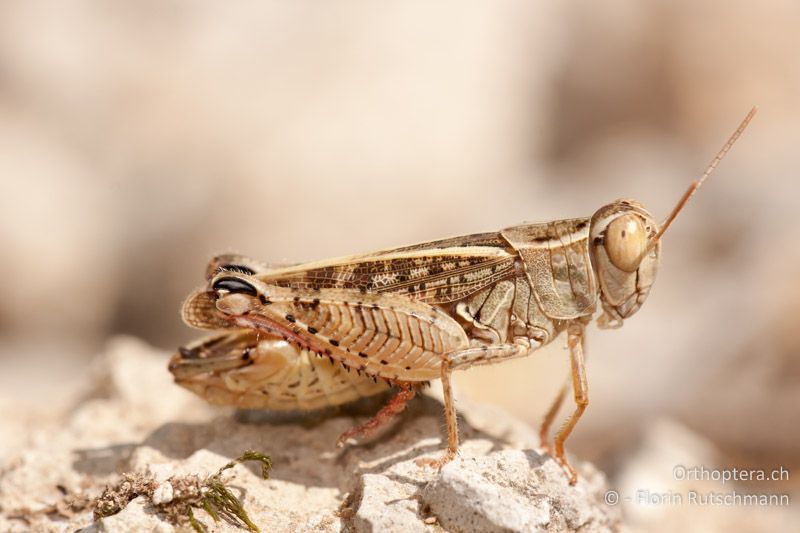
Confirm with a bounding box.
[424,455,549,533]
[422,450,613,533]
[93,496,174,533]
[353,474,429,533]
[151,481,174,505]
[0,337,621,532]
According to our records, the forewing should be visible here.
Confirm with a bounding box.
[255,232,517,304]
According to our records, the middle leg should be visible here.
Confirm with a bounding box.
[420,341,531,469]
[539,375,569,455]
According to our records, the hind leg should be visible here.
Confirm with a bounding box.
[336,384,416,447]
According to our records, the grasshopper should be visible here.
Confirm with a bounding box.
[171,109,755,484]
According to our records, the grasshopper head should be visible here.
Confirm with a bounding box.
[589,200,660,328]
[588,108,757,328]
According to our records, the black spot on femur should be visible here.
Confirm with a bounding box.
[212,277,258,297]
[285,314,296,323]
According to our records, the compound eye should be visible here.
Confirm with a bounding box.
[212,277,258,297]
[603,214,647,272]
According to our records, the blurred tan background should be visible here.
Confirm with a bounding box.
[0,1,798,530]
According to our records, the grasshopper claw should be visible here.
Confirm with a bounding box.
[415,449,456,471]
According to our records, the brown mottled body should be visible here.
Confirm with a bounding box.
[174,208,661,484]
[171,109,756,484]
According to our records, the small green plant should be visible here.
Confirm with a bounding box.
[190,450,272,532]
[93,450,272,532]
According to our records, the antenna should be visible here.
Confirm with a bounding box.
[645,106,757,253]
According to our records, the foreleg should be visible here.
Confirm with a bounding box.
[553,323,588,485]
